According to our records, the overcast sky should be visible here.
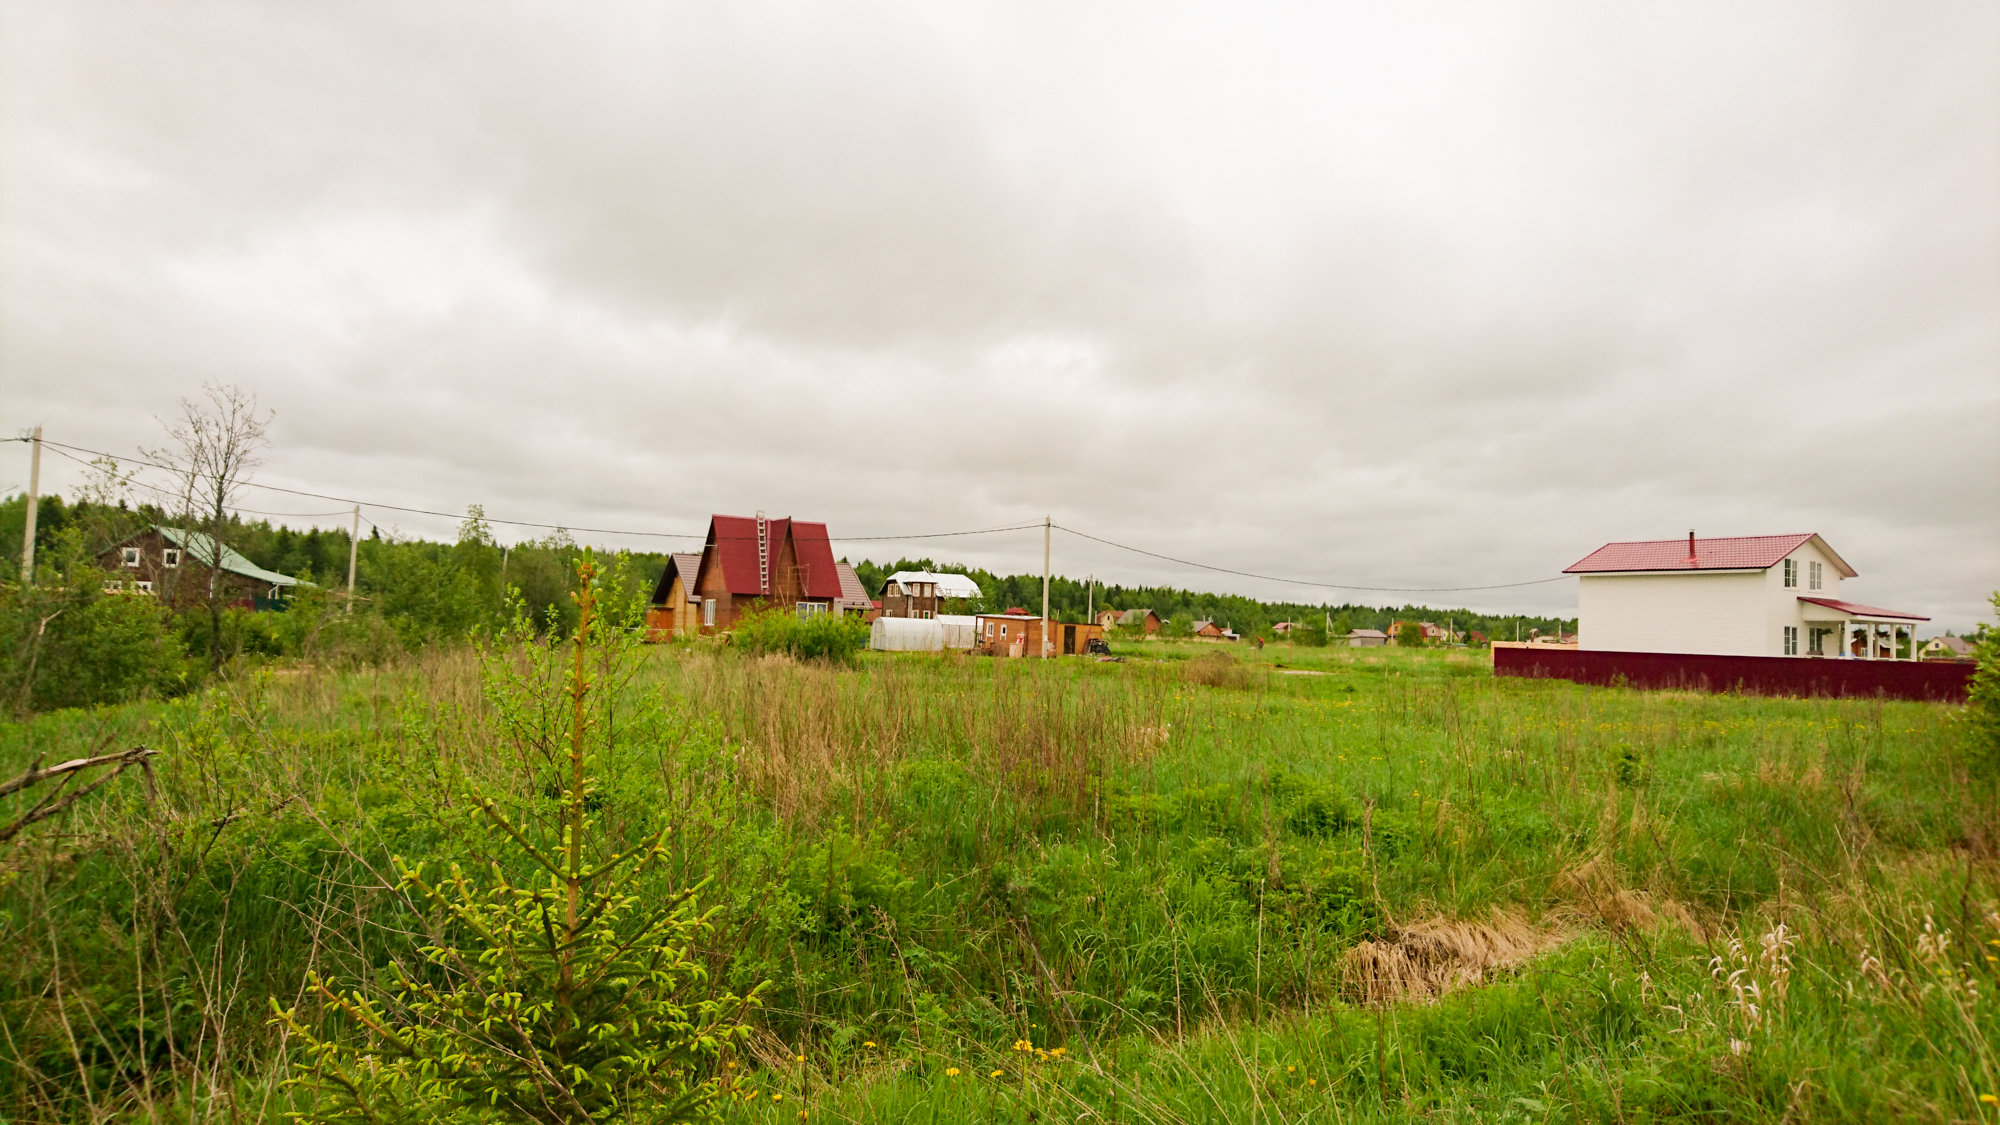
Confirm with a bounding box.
[3,2,1995,626]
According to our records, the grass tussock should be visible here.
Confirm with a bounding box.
[1341,911,1567,1005]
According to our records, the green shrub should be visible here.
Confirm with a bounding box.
[1961,591,2000,779]
[0,531,195,712]
[276,555,757,1124]
[732,607,869,664]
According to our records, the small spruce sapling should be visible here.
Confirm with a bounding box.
[274,555,758,1124]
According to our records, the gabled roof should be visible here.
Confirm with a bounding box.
[650,553,704,606]
[1798,597,1928,622]
[150,527,302,587]
[884,571,983,599]
[1118,608,1157,624]
[1564,533,1856,577]
[834,562,870,604]
[699,515,843,600]
[1348,628,1389,638]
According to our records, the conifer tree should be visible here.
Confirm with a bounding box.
[275,556,756,1124]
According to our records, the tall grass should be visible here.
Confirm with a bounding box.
[0,639,1991,1121]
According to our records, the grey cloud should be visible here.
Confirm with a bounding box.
[2,0,1995,628]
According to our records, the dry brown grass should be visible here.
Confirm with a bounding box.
[1341,911,1567,1005]
[1181,651,1261,690]
[662,650,1180,826]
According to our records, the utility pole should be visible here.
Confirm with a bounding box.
[19,426,41,585]
[1041,515,1052,658]
[345,503,360,613]
[1087,574,1094,625]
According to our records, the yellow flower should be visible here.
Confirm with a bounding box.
[864,1041,876,1048]
[1983,1094,1999,1105]
[946,1067,960,1077]
[772,1093,784,1102]
[796,1054,806,1063]
[1287,1066,1295,1073]
[1309,1079,1318,1087]
[991,1069,1006,1078]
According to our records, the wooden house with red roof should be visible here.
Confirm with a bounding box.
[1564,532,1928,660]
[649,514,846,634]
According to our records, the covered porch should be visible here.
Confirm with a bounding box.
[1798,597,1929,661]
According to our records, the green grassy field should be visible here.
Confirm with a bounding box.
[2,635,1994,1122]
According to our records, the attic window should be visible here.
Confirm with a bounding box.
[702,599,716,627]
[163,548,181,568]
[1808,561,1822,591]
[1782,559,1798,588]
[121,547,141,567]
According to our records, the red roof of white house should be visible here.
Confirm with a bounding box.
[1564,533,1855,577]
[1798,597,1928,621]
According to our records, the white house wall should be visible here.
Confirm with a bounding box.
[1578,572,1770,655]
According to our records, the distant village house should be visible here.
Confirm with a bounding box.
[99,526,303,610]
[878,571,982,620]
[647,513,851,636]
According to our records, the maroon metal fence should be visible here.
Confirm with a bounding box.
[1492,646,1974,703]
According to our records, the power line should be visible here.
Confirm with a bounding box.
[7,437,1044,543]
[1051,522,1568,594]
[8,435,1568,593]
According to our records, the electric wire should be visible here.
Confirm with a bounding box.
[9,435,1567,593]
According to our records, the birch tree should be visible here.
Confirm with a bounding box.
[144,383,272,671]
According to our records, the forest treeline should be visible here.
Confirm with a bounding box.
[0,493,1569,715]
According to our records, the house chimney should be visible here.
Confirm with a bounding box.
[1687,530,1697,561]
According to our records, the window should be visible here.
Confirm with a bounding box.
[1808,561,1822,591]
[136,580,153,594]
[1783,625,1799,656]
[163,548,181,568]
[1782,559,1798,588]
[122,547,141,567]
[1808,628,1824,656]
[702,598,717,627]
[921,610,932,620]
[796,602,827,618]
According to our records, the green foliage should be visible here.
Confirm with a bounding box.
[1394,620,1426,647]
[1163,612,1194,639]
[1293,615,1328,647]
[275,557,757,1124]
[0,530,195,711]
[1961,591,2000,779]
[731,607,870,664]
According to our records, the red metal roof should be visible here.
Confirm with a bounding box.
[1564,533,1854,576]
[787,521,843,600]
[1798,597,1928,621]
[700,515,842,599]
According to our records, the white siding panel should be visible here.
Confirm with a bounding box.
[1578,573,1770,655]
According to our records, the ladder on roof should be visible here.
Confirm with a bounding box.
[756,511,769,594]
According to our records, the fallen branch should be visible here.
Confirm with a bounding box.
[0,745,158,845]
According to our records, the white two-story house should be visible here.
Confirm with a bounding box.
[1564,533,1927,659]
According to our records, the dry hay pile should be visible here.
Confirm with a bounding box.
[1342,912,1567,1005]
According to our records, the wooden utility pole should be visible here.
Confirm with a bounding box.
[345,503,360,613]
[19,426,41,585]
[1041,515,1051,658]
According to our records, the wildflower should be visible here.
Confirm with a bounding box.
[991,1069,1006,1078]
[796,1054,807,1063]
[864,1041,876,1048]
[946,1067,960,1077]
[1309,1079,1318,1087]
[1982,1093,1998,1105]
[799,1114,809,1121]
[1287,1066,1295,1073]
[773,1093,784,1102]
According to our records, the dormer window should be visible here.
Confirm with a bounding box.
[162,548,181,568]
[1782,559,1798,588]
[1808,561,1822,591]
[121,547,141,568]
